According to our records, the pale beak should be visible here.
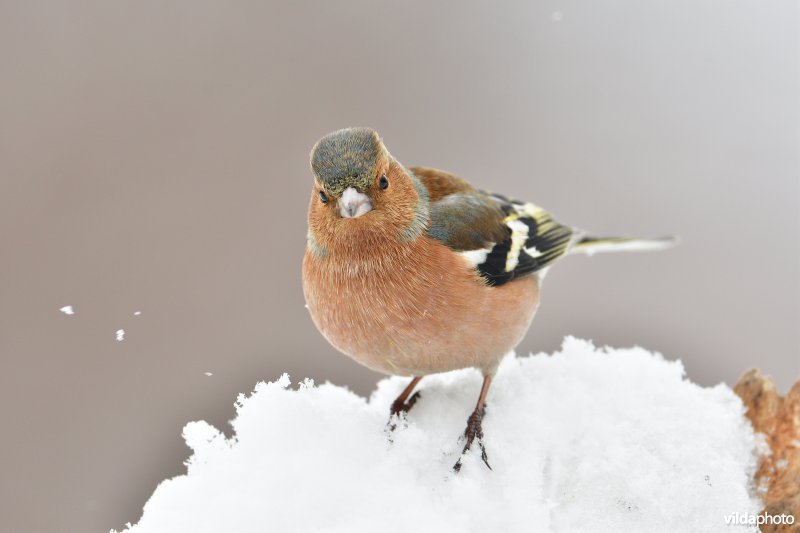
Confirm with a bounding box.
[338,187,372,218]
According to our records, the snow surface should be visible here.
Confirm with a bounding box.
[118,338,761,533]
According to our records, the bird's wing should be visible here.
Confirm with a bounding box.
[413,167,574,286]
[409,166,477,202]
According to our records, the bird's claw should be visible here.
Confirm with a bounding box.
[390,391,421,418]
[453,404,492,472]
[387,391,422,432]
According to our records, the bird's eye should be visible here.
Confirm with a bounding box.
[379,175,389,190]
[319,190,328,203]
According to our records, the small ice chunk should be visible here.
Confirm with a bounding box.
[133,311,142,316]
[204,372,213,377]
[116,329,125,342]
[60,305,74,315]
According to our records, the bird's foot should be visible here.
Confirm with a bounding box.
[387,391,422,432]
[453,404,491,473]
[390,391,421,417]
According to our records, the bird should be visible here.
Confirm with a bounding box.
[302,127,675,471]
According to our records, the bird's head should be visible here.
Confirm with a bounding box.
[306,128,428,256]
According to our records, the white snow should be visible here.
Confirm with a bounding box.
[117,338,762,533]
[59,305,74,315]
[204,372,213,377]
[134,311,142,316]
[116,329,125,342]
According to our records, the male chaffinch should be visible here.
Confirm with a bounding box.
[302,127,675,471]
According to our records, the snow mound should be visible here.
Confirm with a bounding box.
[119,337,762,533]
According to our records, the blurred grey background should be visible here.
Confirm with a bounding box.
[0,1,797,532]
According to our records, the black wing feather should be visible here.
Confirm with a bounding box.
[427,190,574,286]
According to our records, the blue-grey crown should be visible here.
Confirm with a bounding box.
[311,128,382,195]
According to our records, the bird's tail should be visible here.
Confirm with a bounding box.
[568,233,678,256]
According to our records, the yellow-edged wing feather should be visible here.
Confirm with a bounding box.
[413,167,574,286]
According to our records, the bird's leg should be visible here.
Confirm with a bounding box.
[387,376,423,431]
[453,374,493,473]
[390,376,423,416]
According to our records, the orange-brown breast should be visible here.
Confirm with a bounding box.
[302,235,540,376]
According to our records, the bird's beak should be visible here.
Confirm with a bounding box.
[338,187,372,218]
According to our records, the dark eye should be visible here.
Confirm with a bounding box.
[319,190,328,203]
[379,175,389,190]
